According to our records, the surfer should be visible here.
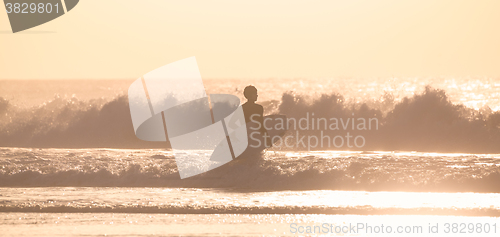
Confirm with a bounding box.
[242,85,271,147]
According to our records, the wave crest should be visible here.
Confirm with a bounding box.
[278,86,500,153]
[1,86,500,152]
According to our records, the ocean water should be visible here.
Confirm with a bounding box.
[0,149,499,236]
[1,78,500,236]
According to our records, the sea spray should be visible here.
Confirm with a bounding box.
[0,86,500,152]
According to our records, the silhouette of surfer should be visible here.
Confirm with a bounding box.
[241,85,271,148]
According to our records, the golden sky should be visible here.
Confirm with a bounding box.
[1,0,499,79]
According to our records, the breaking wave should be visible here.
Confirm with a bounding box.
[1,86,500,152]
[278,86,500,153]
[0,95,161,148]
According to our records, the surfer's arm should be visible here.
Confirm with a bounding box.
[257,106,268,134]
[257,107,272,147]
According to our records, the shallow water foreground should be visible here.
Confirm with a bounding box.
[1,213,499,236]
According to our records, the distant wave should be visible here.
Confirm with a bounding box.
[1,86,500,152]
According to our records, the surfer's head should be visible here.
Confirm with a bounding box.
[244,85,258,102]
